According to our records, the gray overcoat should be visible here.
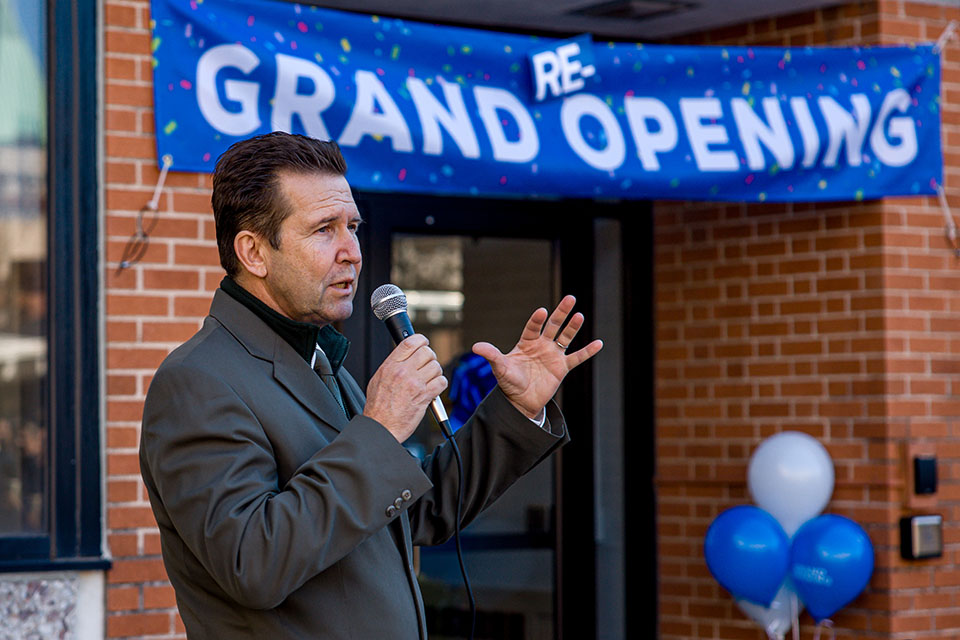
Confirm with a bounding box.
[139,290,568,639]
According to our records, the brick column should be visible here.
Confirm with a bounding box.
[655,2,960,638]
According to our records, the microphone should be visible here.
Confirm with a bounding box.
[370,283,450,431]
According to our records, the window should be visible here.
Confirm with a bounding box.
[0,0,104,570]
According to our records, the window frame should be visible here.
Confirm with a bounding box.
[0,0,106,571]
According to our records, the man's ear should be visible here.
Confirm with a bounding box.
[234,230,268,278]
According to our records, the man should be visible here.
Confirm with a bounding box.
[139,132,602,639]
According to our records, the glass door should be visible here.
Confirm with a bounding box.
[343,190,647,640]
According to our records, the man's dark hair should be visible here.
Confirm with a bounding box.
[212,132,347,276]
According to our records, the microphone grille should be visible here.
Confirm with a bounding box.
[370,284,408,321]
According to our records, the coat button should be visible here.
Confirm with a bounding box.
[386,505,397,518]
[401,489,412,501]
[394,497,403,510]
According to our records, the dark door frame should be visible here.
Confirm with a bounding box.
[342,189,655,639]
[621,211,657,640]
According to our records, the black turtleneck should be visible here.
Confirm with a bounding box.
[220,276,350,375]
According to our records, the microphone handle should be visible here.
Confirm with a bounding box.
[382,311,415,344]
[382,311,451,428]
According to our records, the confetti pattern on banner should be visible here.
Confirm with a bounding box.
[150,0,942,202]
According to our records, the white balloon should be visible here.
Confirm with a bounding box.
[737,580,802,640]
[748,431,834,537]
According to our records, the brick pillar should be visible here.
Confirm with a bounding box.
[655,2,960,638]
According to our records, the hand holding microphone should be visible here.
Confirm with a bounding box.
[363,285,448,443]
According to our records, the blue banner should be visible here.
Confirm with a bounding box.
[150,0,942,202]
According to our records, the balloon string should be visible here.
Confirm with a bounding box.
[765,620,783,640]
[791,591,800,640]
[813,619,835,640]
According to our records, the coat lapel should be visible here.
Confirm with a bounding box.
[272,338,348,433]
[337,368,366,421]
[209,289,347,433]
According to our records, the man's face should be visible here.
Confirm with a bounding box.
[260,171,362,326]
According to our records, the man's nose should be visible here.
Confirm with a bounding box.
[338,231,362,263]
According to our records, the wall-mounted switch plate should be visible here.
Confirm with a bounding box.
[900,515,942,560]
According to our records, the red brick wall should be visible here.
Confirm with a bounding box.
[105,1,217,635]
[656,2,960,639]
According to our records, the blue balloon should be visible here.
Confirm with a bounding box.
[790,514,874,621]
[704,506,790,606]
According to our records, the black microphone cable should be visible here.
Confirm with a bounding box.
[436,417,476,640]
[371,284,476,640]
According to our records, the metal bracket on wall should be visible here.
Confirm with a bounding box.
[936,184,960,259]
[935,22,959,259]
[116,154,172,274]
[934,20,957,55]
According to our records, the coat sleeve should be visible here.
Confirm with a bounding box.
[140,362,432,610]
[406,387,569,546]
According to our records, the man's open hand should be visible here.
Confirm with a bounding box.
[472,295,603,420]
